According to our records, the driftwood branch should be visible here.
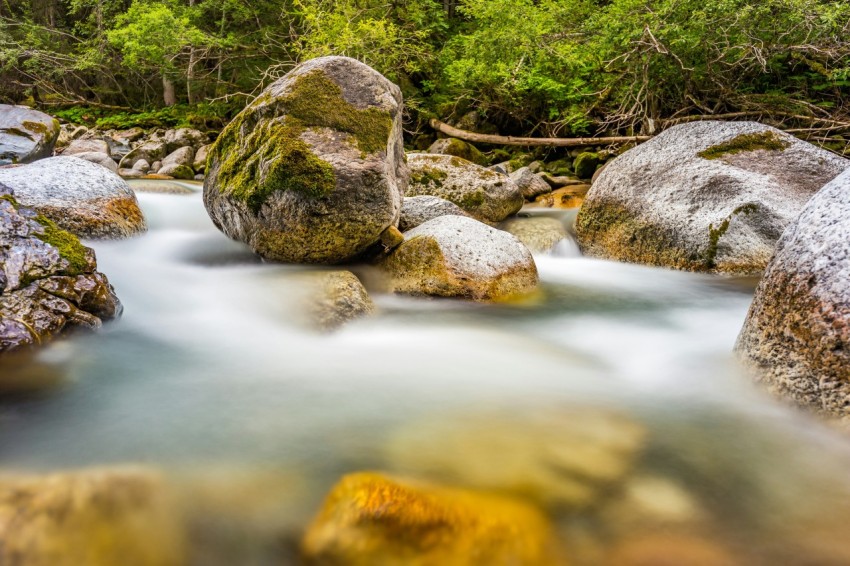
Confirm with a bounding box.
[429,118,651,148]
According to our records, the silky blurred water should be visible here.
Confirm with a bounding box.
[2,181,850,564]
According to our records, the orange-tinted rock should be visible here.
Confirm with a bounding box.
[302,472,564,565]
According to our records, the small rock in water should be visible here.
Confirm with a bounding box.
[296,270,375,331]
[499,216,568,254]
[0,156,146,239]
[385,407,647,509]
[0,466,186,566]
[301,472,564,566]
[533,184,590,209]
[119,139,166,170]
[398,195,470,232]
[63,138,110,156]
[0,104,60,165]
[204,56,407,264]
[406,153,523,223]
[380,215,538,301]
[606,533,739,566]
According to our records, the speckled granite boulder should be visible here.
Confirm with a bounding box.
[406,153,523,223]
[576,121,849,274]
[381,215,538,300]
[0,105,60,165]
[69,151,119,173]
[0,185,121,353]
[0,156,146,239]
[204,56,407,264]
[736,168,850,422]
[398,195,470,231]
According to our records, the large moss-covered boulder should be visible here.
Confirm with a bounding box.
[380,215,538,301]
[0,185,122,353]
[576,122,849,274]
[406,153,523,223]
[204,56,407,264]
[301,472,563,566]
[0,466,186,566]
[0,104,60,165]
[0,156,146,239]
[735,168,850,422]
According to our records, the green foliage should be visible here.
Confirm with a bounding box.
[54,103,231,130]
[1,0,848,140]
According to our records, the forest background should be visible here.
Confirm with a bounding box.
[2,0,849,144]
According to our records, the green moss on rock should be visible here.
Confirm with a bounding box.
[706,203,757,267]
[698,131,789,160]
[21,120,49,136]
[283,70,393,155]
[213,117,336,213]
[411,165,448,188]
[573,152,600,179]
[34,214,89,275]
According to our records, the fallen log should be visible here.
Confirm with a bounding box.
[429,118,651,148]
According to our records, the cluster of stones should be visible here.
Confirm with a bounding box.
[203,56,548,302]
[56,123,212,180]
[0,184,122,352]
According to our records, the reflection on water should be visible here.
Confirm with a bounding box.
[1,181,849,565]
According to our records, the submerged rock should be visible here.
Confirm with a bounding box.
[297,270,375,331]
[0,156,146,239]
[427,137,487,165]
[398,195,470,232]
[0,185,122,353]
[576,121,849,274]
[385,408,647,509]
[499,216,568,254]
[0,104,60,165]
[406,153,523,223]
[302,472,563,566]
[0,466,186,566]
[533,185,590,209]
[735,168,850,422]
[204,56,407,264]
[380,215,538,301]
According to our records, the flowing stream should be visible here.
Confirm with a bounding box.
[2,180,850,565]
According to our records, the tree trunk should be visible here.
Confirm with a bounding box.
[162,74,177,106]
[429,119,651,148]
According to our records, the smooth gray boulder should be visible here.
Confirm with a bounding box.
[63,138,110,156]
[380,215,538,300]
[406,153,523,223]
[510,167,552,200]
[0,157,146,239]
[204,56,407,264]
[0,105,60,165]
[69,151,119,173]
[575,121,849,274]
[0,184,121,353]
[736,168,850,423]
[398,195,470,232]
